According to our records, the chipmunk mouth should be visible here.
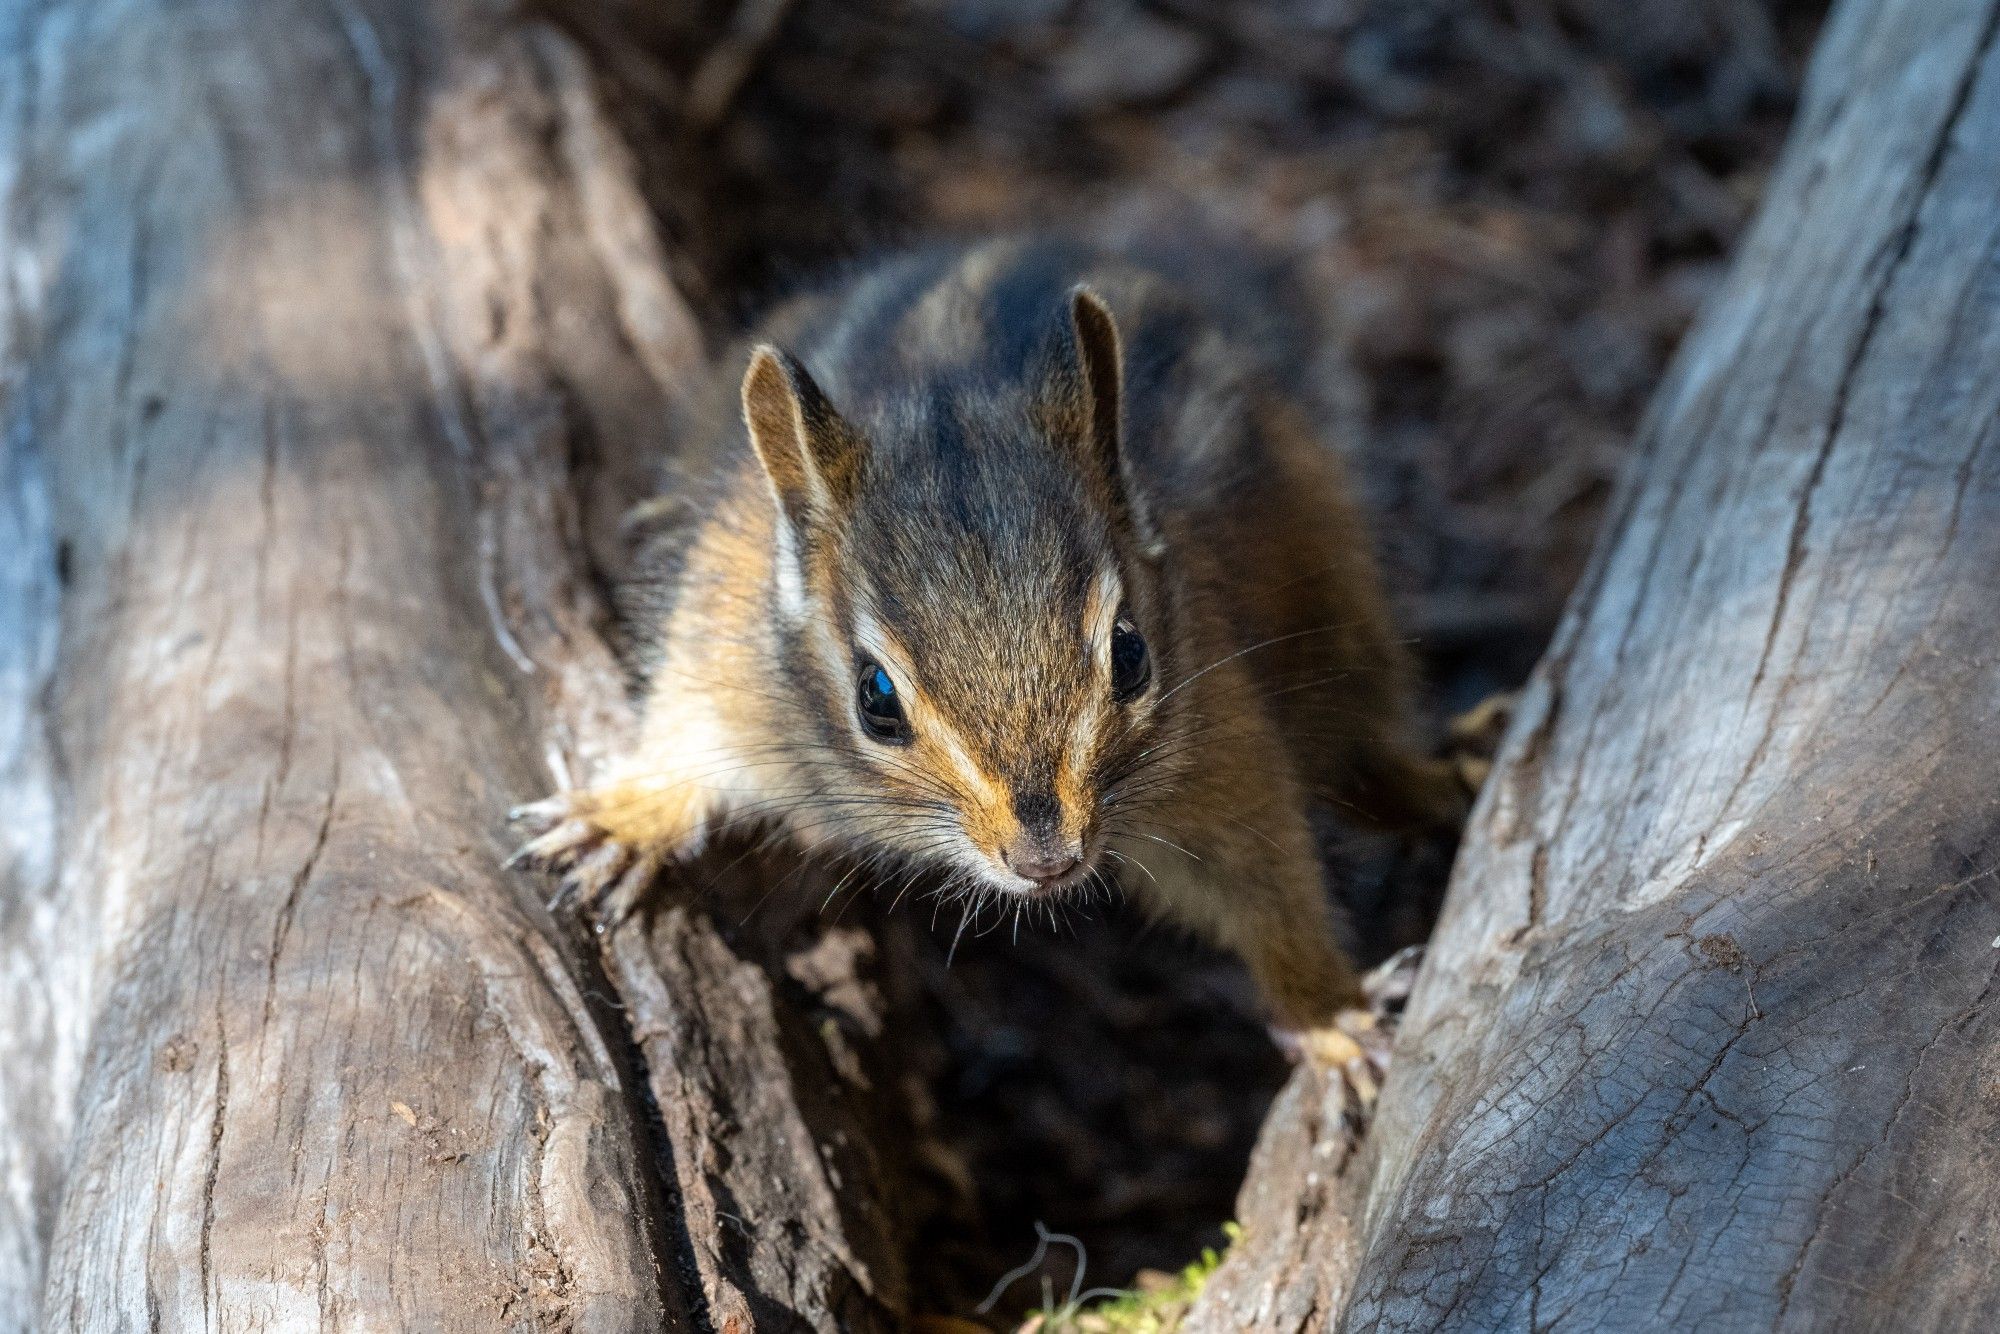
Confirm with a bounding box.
[955,825,1105,899]
[1009,862,1091,896]
[994,840,1102,897]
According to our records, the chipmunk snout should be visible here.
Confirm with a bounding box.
[999,789,1087,889]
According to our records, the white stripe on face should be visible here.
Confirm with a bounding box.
[1066,693,1102,807]
[851,605,1005,808]
[1086,564,1125,668]
[1057,563,1133,824]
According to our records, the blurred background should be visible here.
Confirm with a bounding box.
[546,0,1829,1310]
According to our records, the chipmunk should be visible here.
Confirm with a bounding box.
[512,237,1464,1057]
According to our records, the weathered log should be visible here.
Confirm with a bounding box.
[1192,0,2000,1326]
[0,312,63,1323]
[0,0,918,1327]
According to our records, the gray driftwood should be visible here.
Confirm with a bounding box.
[1191,0,2000,1326]
[0,0,916,1328]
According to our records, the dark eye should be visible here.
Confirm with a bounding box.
[1110,617,1151,701]
[856,661,911,742]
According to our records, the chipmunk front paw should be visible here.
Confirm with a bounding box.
[1276,1011,1394,1106]
[1281,1010,1391,1067]
[1447,690,1520,794]
[507,794,663,925]
[1275,953,1422,1107]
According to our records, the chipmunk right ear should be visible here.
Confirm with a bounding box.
[1069,288,1164,559]
[741,345,866,537]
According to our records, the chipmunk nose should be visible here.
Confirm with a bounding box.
[1003,789,1083,887]
[1003,843,1083,886]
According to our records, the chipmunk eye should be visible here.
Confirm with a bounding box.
[856,661,911,743]
[1110,617,1151,701]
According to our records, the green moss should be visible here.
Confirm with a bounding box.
[1025,1224,1238,1334]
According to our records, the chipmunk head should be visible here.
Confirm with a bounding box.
[741,287,1176,898]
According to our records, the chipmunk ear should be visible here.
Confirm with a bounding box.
[1068,287,1163,557]
[742,344,867,538]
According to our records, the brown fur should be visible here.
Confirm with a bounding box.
[513,237,1463,1036]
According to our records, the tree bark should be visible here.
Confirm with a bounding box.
[1192,0,2000,1326]
[0,284,63,1324]
[0,0,920,1328]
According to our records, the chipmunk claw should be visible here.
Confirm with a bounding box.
[507,797,571,831]
[1275,951,1424,1108]
[1295,1011,1392,1068]
[506,816,600,872]
[1276,1012,1392,1107]
[567,839,635,904]
[582,844,667,924]
[507,795,663,922]
[1447,690,1520,795]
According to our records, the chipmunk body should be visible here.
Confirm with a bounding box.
[515,237,1462,1040]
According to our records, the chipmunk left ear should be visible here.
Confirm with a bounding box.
[741,344,867,541]
[1069,287,1163,557]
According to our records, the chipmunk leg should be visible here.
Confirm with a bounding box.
[1337,734,1472,834]
[1113,776,1372,1068]
[508,774,713,921]
[1333,693,1519,829]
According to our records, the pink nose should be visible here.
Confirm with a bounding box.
[1004,845,1083,886]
